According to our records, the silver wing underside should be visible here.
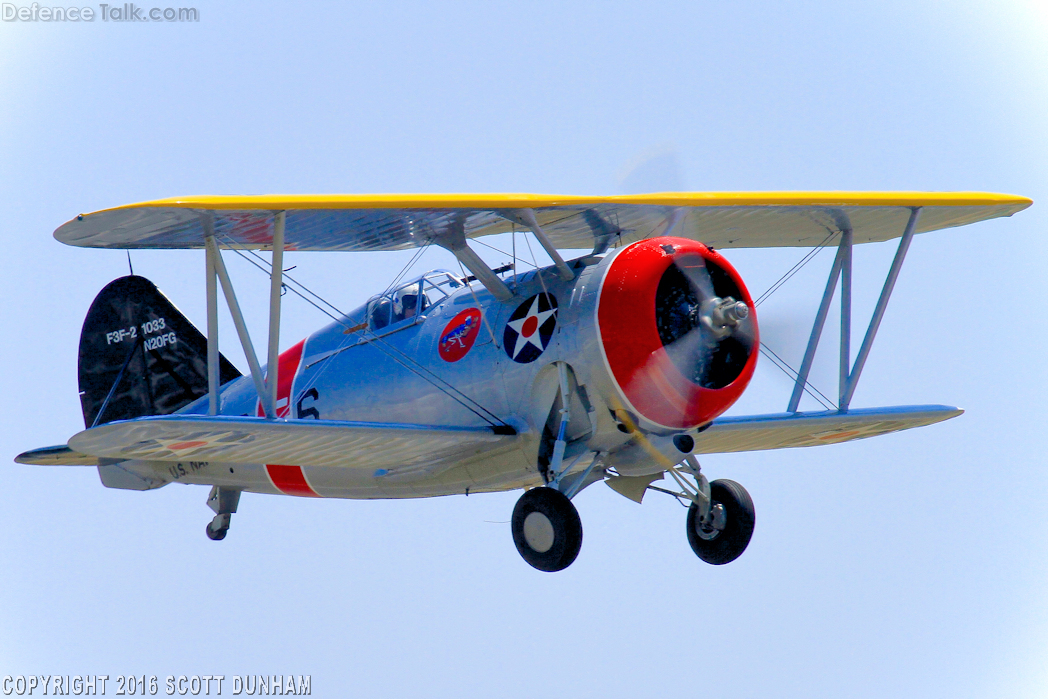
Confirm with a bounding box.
[693,404,962,453]
[63,415,514,471]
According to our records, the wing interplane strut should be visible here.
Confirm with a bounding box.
[205,232,273,417]
[203,211,286,419]
[787,206,922,413]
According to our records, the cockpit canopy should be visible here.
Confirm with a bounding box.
[367,270,463,331]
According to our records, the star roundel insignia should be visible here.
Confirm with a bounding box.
[504,293,558,363]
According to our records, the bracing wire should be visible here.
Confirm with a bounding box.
[522,232,552,301]
[759,343,836,410]
[472,237,540,270]
[749,228,846,410]
[224,244,351,328]
[754,230,838,307]
[455,259,502,349]
[220,223,845,419]
[217,236,509,428]
[381,243,433,297]
[360,330,506,427]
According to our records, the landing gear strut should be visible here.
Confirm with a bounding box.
[205,486,241,541]
[657,456,755,564]
[512,362,593,572]
[511,488,583,572]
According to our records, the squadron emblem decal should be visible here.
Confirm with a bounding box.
[503,293,558,363]
[439,308,482,362]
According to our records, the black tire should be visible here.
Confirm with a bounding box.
[205,523,228,541]
[511,488,583,572]
[686,479,754,565]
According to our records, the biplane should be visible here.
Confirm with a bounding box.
[15,192,1031,571]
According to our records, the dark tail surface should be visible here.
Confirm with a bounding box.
[78,275,242,428]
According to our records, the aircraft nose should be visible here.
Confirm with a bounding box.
[597,236,759,430]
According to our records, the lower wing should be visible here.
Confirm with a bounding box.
[15,405,959,470]
[694,404,961,454]
[27,415,514,473]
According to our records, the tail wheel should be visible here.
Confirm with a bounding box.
[205,522,228,541]
[205,513,231,541]
[511,488,583,572]
[686,479,754,565]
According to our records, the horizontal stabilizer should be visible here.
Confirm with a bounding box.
[15,445,98,466]
[694,405,962,454]
[67,415,515,469]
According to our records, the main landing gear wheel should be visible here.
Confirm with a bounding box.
[511,487,583,572]
[686,479,755,565]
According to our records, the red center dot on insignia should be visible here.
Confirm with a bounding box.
[521,316,539,338]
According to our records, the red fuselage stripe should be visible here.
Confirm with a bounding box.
[266,464,320,498]
[257,339,306,418]
[257,339,321,497]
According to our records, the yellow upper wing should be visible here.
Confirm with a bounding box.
[54,191,1032,251]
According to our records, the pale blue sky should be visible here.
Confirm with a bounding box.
[1,2,1046,696]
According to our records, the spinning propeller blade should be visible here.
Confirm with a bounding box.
[627,251,757,428]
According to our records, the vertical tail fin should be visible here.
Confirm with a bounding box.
[78,275,241,428]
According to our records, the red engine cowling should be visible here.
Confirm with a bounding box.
[596,237,759,431]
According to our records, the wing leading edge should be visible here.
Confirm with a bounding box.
[54,192,1031,252]
[65,415,515,471]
